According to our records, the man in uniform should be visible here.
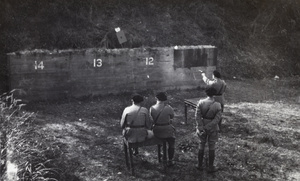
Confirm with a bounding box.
[120,94,152,154]
[195,87,222,173]
[150,92,175,166]
[201,70,226,132]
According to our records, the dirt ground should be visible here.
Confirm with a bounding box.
[22,77,300,181]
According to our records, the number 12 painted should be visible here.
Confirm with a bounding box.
[145,57,154,65]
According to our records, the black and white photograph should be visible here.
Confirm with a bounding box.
[0,0,299,180]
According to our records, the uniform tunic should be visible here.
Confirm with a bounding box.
[203,77,227,107]
[120,105,152,143]
[195,97,222,150]
[150,103,175,138]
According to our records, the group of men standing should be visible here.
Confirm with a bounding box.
[120,70,226,173]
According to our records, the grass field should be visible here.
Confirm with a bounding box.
[4,77,300,181]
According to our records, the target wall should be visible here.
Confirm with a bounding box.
[8,45,217,101]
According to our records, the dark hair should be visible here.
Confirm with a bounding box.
[205,87,217,97]
[213,70,221,78]
[131,94,144,104]
[156,92,167,101]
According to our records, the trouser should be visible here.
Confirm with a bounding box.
[198,131,218,169]
[198,130,218,151]
[164,137,175,160]
[218,104,224,131]
[197,150,216,168]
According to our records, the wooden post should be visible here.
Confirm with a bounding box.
[185,103,188,124]
[123,141,129,169]
[129,146,134,175]
[158,144,161,163]
[162,141,167,172]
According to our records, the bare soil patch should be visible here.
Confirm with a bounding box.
[13,77,300,181]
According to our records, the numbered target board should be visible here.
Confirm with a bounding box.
[9,51,71,100]
[8,46,217,101]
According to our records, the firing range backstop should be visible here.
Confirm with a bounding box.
[8,45,217,101]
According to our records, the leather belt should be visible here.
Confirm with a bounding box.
[202,117,213,119]
[127,125,144,128]
[155,122,170,126]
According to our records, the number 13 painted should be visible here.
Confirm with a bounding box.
[94,59,102,67]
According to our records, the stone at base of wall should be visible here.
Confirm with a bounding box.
[6,161,18,181]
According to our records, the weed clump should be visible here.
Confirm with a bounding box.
[0,90,79,180]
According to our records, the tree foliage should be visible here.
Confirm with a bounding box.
[0,0,299,83]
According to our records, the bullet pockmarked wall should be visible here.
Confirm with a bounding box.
[8,46,217,101]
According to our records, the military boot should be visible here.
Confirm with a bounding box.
[207,150,218,173]
[195,149,204,171]
[168,147,175,167]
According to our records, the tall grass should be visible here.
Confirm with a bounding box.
[0,90,63,181]
[1,89,30,179]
